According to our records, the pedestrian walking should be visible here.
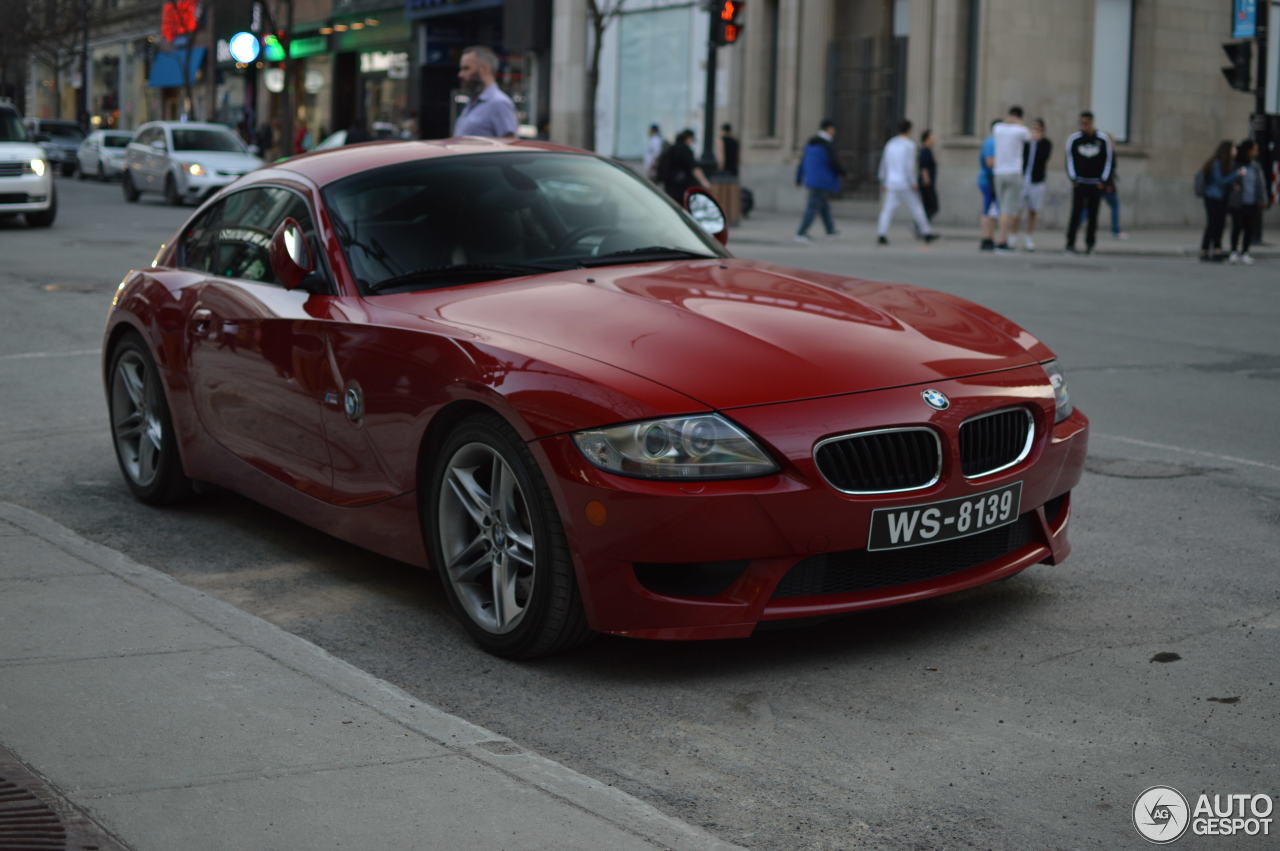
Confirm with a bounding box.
[453,45,518,138]
[875,119,935,245]
[1198,140,1241,262]
[918,129,939,222]
[1228,138,1266,264]
[978,119,1000,251]
[1011,118,1051,251]
[1064,111,1114,254]
[663,128,710,203]
[991,106,1030,252]
[794,119,845,242]
[718,123,740,176]
[643,124,665,181]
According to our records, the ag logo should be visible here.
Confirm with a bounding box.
[1133,786,1190,843]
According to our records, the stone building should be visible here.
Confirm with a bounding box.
[553,0,1273,228]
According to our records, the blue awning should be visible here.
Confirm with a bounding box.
[148,47,207,88]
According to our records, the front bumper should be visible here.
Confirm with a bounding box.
[178,169,247,199]
[531,366,1089,640]
[0,172,54,212]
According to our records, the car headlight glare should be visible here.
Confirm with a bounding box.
[25,158,46,176]
[574,414,778,479]
[1042,360,1073,423]
[185,162,206,176]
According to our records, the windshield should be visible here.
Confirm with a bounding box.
[42,122,84,142]
[172,128,244,152]
[102,134,132,148]
[0,110,27,142]
[322,151,727,293]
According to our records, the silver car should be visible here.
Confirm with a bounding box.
[77,130,133,180]
[122,121,263,205]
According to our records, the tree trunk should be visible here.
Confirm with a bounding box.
[584,19,602,153]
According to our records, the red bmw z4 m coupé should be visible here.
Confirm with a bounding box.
[103,138,1088,657]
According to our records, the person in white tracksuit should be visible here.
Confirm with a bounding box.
[877,119,936,245]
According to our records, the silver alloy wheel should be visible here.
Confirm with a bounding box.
[110,350,164,487]
[438,442,537,634]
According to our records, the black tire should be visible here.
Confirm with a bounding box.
[61,161,75,177]
[426,413,592,658]
[97,161,106,182]
[25,188,56,228]
[106,334,193,505]
[122,171,139,202]
[164,173,182,206]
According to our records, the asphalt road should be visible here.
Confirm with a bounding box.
[2,176,1277,849]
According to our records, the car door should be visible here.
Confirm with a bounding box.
[182,186,335,499]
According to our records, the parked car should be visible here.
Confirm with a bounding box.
[77,129,134,181]
[0,101,56,226]
[24,117,85,177]
[103,140,1087,658]
[122,121,263,205]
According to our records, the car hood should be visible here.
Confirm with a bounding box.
[174,151,263,172]
[0,142,47,161]
[391,258,1045,410]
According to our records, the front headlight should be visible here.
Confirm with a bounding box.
[184,162,206,176]
[25,159,46,176]
[1042,360,1073,423]
[573,414,779,479]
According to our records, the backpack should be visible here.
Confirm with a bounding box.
[1193,168,1206,198]
[650,140,672,182]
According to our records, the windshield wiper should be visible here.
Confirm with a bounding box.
[365,261,575,294]
[576,246,717,267]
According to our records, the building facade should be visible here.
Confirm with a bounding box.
[554,0,1274,228]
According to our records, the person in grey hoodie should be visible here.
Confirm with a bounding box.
[1227,138,1267,264]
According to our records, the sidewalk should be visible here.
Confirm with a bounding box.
[0,502,742,851]
[727,207,1280,260]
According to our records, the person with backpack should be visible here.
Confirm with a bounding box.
[1198,140,1242,262]
[1227,138,1266,264]
[661,128,710,203]
[794,119,845,242]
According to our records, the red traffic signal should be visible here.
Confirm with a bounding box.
[711,1,745,45]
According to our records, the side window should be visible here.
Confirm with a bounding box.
[178,201,223,273]
[136,127,156,147]
[212,187,324,288]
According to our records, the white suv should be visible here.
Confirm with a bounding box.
[0,102,56,227]
[123,121,263,205]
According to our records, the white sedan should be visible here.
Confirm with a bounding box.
[77,130,133,181]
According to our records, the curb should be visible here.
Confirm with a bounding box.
[0,502,745,851]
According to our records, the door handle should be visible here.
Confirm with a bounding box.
[190,308,214,338]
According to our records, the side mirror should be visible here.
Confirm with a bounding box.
[269,217,317,291]
[684,188,728,245]
[152,139,167,151]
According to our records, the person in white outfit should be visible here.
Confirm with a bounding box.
[991,105,1030,251]
[876,120,936,245]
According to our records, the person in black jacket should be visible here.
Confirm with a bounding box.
[1063,111,1114,253]
[1010,118,1051,251]
[662,128,710,202]
[918,129,939,222]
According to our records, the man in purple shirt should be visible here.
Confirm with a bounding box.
[454,46,518,138]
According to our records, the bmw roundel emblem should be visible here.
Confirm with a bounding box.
[921,389,950,411]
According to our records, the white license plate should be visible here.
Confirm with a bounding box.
[867,482,1023,551]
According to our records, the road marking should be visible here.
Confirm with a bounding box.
[0,348,98,362]
[1094,433,1280,474]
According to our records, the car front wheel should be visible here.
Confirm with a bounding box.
[164,174,182,206]
[122,171,139,202]
[427,413,591,658]
[107,335,193,505]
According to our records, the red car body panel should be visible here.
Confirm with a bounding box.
[104,139,1088,640]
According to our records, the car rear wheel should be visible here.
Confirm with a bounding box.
[164,174,181,206]
[122,172,139,202]
[427,413,592,658]
[107,335,193,505]
[97,161,106,181]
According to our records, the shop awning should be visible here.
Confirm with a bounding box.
[148,47,207,88]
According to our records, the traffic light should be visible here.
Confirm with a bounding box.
[711,1,745,46]
[1222,41,1252,92]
